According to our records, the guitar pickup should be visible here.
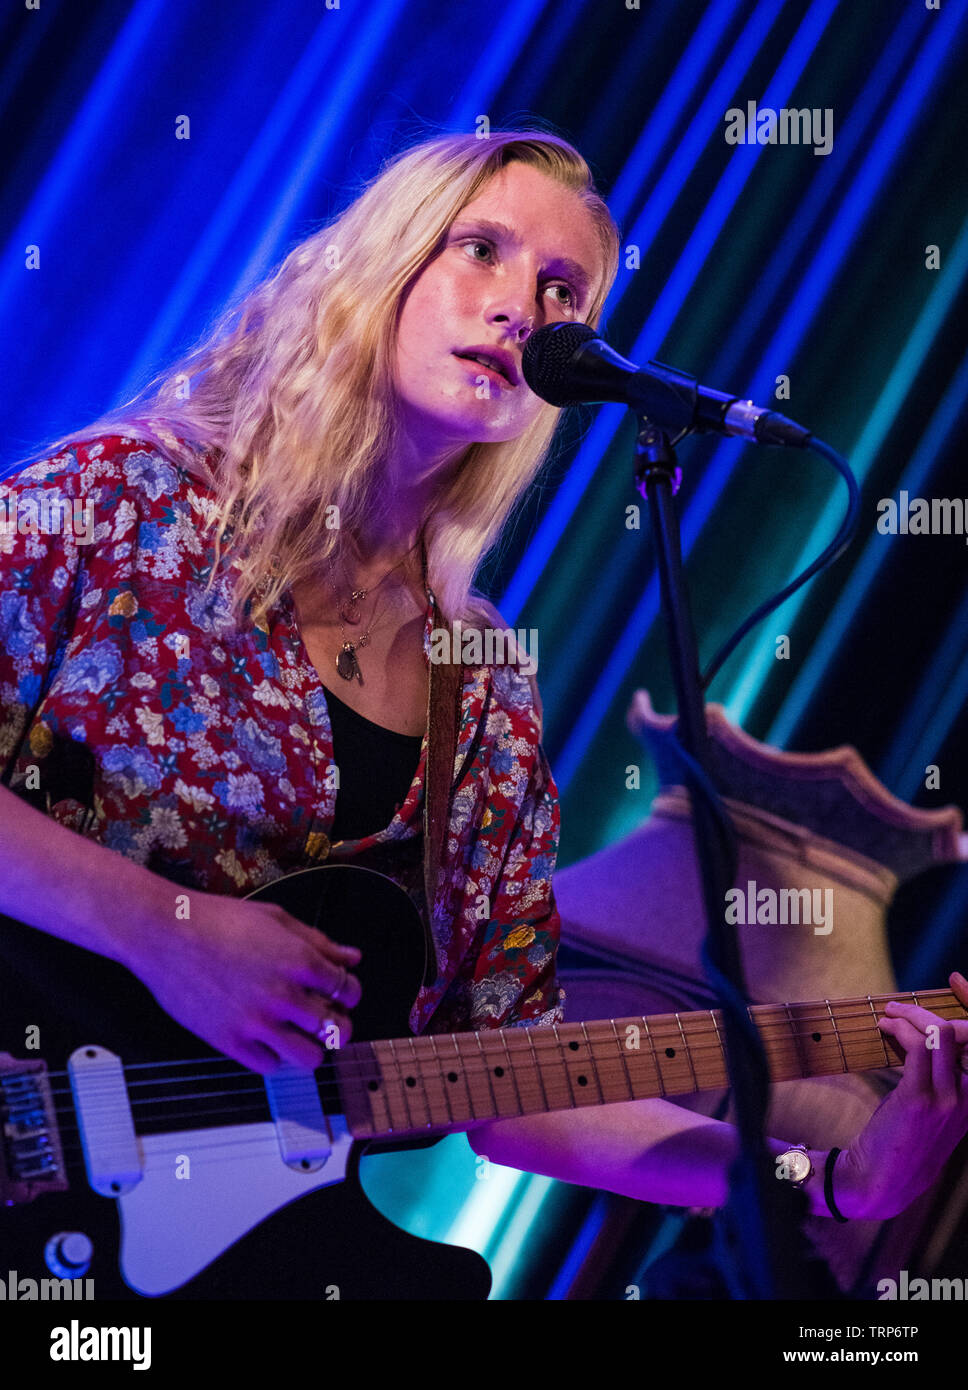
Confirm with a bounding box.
[69,1046,143,1196]
[0,1052,69,1205]
[265,1065,333,1171]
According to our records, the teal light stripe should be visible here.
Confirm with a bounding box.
[759,210,968,744]
[550,3,930,773]
[726,17,968,729]
[762,339,968,765]
[442,1163,526,1256]
[484,1173,557,1299]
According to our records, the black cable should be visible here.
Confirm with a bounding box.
[700,436,860,692]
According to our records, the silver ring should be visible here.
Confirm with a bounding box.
[330,964,347,1005]
[959,1049,968,1073]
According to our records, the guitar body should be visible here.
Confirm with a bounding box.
[0,865,492,1300]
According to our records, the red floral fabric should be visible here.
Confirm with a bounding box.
[0,434,565,1036]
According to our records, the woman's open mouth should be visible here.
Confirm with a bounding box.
[452,348,519,387]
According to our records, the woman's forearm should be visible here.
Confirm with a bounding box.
[0,781,174,968]
[466,1099,852,1218]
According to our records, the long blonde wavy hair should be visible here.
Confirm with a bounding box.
[25,129,620,625]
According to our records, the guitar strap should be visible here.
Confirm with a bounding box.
[421,576,464,987]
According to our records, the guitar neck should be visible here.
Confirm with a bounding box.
[337,988,967,1141]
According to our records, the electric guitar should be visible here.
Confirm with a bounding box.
[1,863,961,1300]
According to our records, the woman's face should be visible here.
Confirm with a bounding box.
[393,162,605,464]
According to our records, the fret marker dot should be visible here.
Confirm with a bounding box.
[568,1041,580,1051]
[367,1080,380,1091]
[447,1072,458,1083]
[578,1075,588,1086]
[494,1067,504,1078]
[811,1032,822,1042]
[665,1047,676,1058]
[405,1076,416,1088]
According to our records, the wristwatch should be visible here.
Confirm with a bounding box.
[775,1144,814,1186]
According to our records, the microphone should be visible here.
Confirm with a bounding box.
[522,322,812,448]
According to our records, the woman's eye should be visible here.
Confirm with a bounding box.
[460,239,576,308]
[548,284,576,308]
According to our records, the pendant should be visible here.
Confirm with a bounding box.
[336,643,361,682]
[338,589,366,625]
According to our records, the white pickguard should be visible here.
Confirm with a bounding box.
[117,1118,352,1295]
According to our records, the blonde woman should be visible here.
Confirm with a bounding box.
[1,130,967,1262]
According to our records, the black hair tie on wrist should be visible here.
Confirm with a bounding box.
[825,1147,849,1222]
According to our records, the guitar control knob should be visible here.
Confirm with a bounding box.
[44,1231,93,1279]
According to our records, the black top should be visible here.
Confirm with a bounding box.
[323,684,424,842]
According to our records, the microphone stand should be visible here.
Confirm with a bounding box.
[634,416,829,1300]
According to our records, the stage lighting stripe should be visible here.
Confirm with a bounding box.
[726,1,968,729]
[116,12,349,400]
[449,0,552,134]
[542,0,847,786]
[551,2,965,790]
[500,0,785,623]
[761,216,968,745]
[0,0,167,325]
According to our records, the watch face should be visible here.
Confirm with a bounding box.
[778,1149,812,1184]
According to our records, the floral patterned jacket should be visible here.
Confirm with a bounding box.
[0,434,565,1036]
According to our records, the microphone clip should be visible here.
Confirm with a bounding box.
[634,417,684,498]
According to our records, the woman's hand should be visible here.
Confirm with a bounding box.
[834,971,968,1220]
[127,890,362,1075]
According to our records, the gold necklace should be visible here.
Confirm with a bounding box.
[328,541,419,683]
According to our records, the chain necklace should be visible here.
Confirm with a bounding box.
[328,539,420,683]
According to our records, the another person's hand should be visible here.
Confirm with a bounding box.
[128,890,361,1074]
[835,971,968,1219]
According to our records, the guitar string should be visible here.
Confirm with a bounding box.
[34,1035,904,1129]
[27,999,961,1172]
[33,992,966,1112]
[32,1014,953,1131]
[37,1033,915,1166]
[35,1028,912,1156]
[24,991,963,1143]
[37,1035,929,1177]
[32,1019,939,1150]
[42,1040,905,1126]
[37,1008,915,1102]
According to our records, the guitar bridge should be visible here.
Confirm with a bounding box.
[0,1053,68,1205]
